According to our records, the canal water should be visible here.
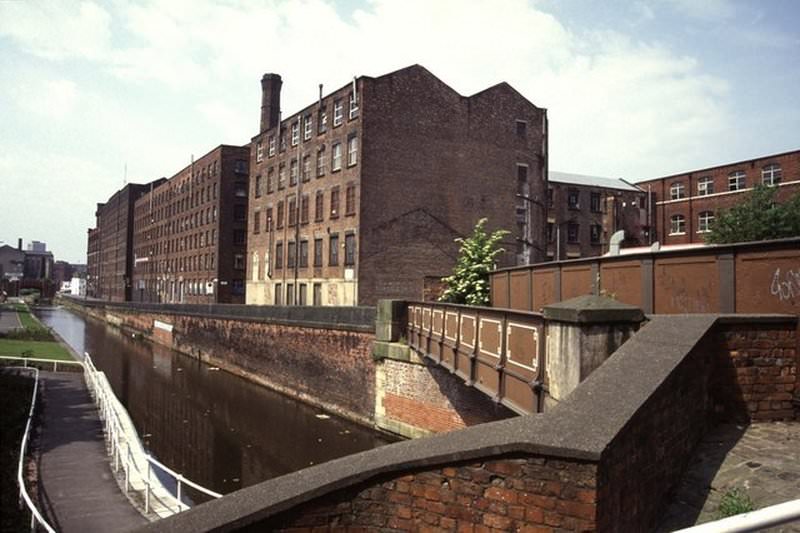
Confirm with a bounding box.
[35,306,393,499]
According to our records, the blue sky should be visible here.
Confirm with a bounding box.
[1,0,798,263]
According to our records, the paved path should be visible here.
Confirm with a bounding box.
[37,371,147,533]
[0,306,21,333]
[659,422,800,532]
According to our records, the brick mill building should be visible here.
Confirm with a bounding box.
[636,149,800,245]
[546,172,649,260]
[130,145,251,304]
[246,64,548,306]
[89,182,164,301]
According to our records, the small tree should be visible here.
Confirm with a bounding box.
[706,185,800,244]
[439,219,509,306]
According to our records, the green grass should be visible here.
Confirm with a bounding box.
[0,304,75,361]
[0,339,74,361]
[13,304,41,331]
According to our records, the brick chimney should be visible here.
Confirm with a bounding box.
[18,238,22,251]
[260,73,282,133]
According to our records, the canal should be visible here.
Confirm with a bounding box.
[35,305,393,500]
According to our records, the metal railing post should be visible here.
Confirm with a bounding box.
[176,475,183,512]
[145,461,151,514]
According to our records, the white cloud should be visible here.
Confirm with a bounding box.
[11,79,80,120]
[0,0,750,260]
[0,1,111,60]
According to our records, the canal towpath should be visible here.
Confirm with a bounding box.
[0,305,22,333]
[37,370,147,533]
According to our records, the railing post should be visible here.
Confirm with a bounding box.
[145,461,151,514]
[176,475,183,512]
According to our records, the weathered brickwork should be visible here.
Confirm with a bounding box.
[260,456,598,532]
[247,65,548,307]
[70,302,376,423]
[597,333,714,532]
[378,358,515,435]
[711,322,798,421]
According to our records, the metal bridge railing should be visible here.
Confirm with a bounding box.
[674,498,800,532]
[8,366,57,533]
[83,352,222,518]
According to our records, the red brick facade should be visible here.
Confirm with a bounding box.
[90,181,164,301]
[636,149,800,245]
[130,145,250,304]
[246,65,548,306]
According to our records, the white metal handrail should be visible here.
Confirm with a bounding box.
[674,499,800,532]
[83,352,222,517]
[0,354,83,373]
[10,366,56,533]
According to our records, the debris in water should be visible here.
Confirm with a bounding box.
[232,478,240,483]
[317,438,323,442]
[315,414,330,420]
[208,366,220,371]
[177,368,183,372]
[142,433,152,438]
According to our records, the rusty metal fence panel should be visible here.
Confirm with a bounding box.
[489,238,800,316]
[407,301,544,415]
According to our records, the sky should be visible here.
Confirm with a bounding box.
[0,0,798,263]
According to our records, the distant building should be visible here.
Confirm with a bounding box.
[246,65,548,306]
[86,228,101,298]
[131,145,250,304]
[23,242,54,280]
[636,149,799,245]
[0,243,25,281]
[69,277,87,297]
[88,181,165,302]
[546,172,649,260]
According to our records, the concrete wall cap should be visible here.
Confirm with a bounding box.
[543,294,644,324]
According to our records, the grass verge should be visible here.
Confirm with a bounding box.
[0,304,75,361]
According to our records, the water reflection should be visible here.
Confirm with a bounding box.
[35,306,393,497]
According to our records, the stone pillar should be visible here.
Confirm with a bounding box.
[543,294,644,408]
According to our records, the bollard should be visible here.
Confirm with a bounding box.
[176,474,183,512]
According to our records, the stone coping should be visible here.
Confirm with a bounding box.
[405,299,545,318]
[543,294,645,324]
[60,296,376,333]
[134,312,798,533]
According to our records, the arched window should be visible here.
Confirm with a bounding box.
[670,214,686,235]
[670,182,685,200]
[698,211,714,233]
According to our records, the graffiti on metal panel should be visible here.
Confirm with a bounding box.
[770,267,800,302]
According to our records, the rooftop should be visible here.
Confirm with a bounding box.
[549,170,642,192]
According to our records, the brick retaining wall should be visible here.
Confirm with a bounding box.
[62,298,377,424]
[262,456,598,532]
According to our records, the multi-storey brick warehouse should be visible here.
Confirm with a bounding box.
[86,227,100,297]
[246,64,548,306]
[546,171,649,260]
[636,149,799,245]
[89,182,164,302]
[130,145,250,304]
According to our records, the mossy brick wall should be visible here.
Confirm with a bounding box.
[257,456,599,532]
[711,322,798,421]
